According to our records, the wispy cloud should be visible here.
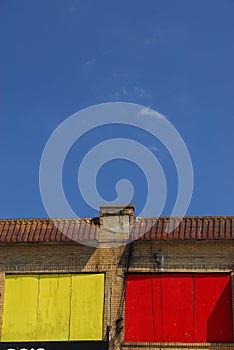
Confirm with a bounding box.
[122,86,128,96]
[134,86,151,98]
[109,86,128,100]
[69,4,77,12]
[143,30,168,46]
[138,107,166,119]
[85,58,96,65]
[109,85,151,101]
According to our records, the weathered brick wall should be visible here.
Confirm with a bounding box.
[0,240,233,350]
[123,241,234,271]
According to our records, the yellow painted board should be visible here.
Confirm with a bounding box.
[69,273,105,340]
[1,273,105,342]
[1,275,39,341]
[36,274,71,341]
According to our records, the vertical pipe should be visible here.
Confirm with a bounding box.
[107,275,112,340]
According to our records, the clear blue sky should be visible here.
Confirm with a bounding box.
[1,0,234,218]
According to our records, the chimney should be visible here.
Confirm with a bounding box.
[99,204,135,244]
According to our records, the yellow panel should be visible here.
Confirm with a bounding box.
[69,274,104,340]
[1,273,104,342]
[1,275,39,341]
[36,274,71,341]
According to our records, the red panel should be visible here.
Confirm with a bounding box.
[125,274,162,342]
[125,273,233,344]
[162,274,194,342]
[195,273,233,342]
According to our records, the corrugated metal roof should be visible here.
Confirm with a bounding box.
[0,216,233,243]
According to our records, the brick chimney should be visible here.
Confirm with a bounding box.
[99,204,135,243]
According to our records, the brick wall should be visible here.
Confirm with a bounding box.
[0,240,233,350]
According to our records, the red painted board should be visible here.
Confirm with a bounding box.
[161,274,194,342]
[125,273,233,344]
[194,273,233,342]
[125,274,162,342]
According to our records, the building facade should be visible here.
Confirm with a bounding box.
[0,205,233,350]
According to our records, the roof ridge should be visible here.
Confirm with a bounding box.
[1,215,234,221]
[0,217,94,222]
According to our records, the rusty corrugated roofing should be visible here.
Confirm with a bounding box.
[135,216,234,241]
[0,216,233,243]
[0,218,99,243]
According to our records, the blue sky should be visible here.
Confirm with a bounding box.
[1,0,234,218]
